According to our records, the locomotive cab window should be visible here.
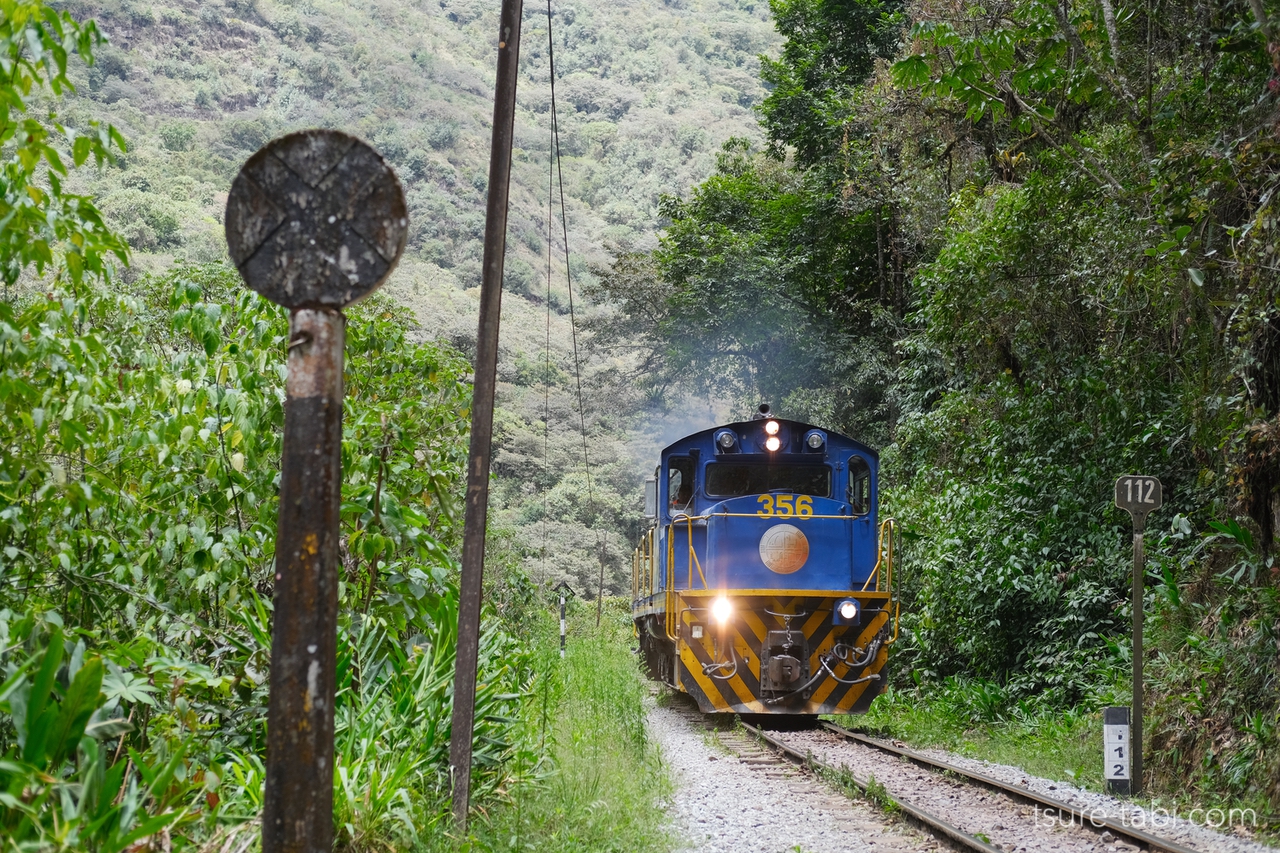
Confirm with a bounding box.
[705,463,830,497]
[668,456,695,511]
[847,457,871,515]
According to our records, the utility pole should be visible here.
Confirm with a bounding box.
[449,0,524,832]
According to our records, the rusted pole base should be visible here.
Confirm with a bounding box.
[262,308,345,853]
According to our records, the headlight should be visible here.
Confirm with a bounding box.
[764,420,780,436]
[806,431,825,449]
[834,598,860,625]
[717,430,736,449]
[711,596,732,624]
[765,436,781,452]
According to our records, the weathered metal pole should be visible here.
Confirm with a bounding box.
[264,308,344,853]
[449,0,524,830]
[1131,526,1144,795]
[226,129,408,853]
[1114,474,1161,798]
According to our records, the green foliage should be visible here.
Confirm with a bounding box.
[52,0,778,274]
[0,0,127,290]
[887,369,1159,703]
[589,136,896,438]
[847,683,1107,791]
[0,614,189,852]
[594,0,1280,818]
[158,122,196,153]
[437,599,673,853]
[1145,521,1280,815]
[0,262,539,847]
[760,0,905,164]
[0,263,470,628]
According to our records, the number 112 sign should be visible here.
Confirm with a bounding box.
[1115,475,1162,531]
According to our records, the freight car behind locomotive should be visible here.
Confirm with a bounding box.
[632,405,897,716]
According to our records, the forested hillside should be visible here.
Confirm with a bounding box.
[44,0,780,599]
[591,0,1280,820]
[59,0,777,269]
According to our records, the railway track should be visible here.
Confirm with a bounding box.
[737,721,1209,853]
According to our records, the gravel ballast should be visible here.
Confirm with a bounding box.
[771,727,1275,853]
[909,741,1276,853]
[647,701,929,853]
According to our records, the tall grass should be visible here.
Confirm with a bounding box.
[837,680,1105,789]
[437,599,674,853]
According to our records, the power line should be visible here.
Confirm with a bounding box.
[544,0,610,626]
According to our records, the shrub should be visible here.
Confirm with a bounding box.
[0,264,536,846]
[224,117,275,151]
[425,119,459,151]
[160,120,197,152]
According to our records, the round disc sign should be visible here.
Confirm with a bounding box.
[225,129,408,309]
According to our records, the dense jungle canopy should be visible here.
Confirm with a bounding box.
[589,0,1280,813]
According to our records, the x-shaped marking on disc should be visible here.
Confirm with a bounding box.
[226,129,408,309]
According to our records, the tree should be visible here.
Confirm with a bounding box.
[759,0,905,166]
[0,0,128,295]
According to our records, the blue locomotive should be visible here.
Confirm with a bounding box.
[631,405,897,716]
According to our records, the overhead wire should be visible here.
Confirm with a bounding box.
[540,20,555,589]
[542,0,611,625]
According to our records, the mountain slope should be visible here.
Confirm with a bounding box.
[56,0,778,595]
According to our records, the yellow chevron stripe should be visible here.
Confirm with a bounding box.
[808,612,888,707]
[801,606,828,637]
[741,611,768,644]
[832,645,888,713]
[679,642,763,712]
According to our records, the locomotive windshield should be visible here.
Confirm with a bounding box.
[705,463,831,498]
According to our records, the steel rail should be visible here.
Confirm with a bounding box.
[821,723,1204,853]
[740,723,1001,853]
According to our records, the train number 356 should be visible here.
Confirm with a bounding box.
[757,495,814,518]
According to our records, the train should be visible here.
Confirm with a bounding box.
[631,404,897,717]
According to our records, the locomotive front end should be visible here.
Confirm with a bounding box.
[632,410,897,716]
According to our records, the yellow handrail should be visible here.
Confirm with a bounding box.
[866,518,899,643]
[680,515,708,590]
[861,517,894,592]
[665,549,676,642]
[631,526,659,602]
[644,528,650,598]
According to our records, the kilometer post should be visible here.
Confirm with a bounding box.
[225,129,408,853]
[1113,474,1162,796]
[554,581,575,657]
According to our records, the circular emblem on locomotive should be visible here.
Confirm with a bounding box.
[759,523,809,574]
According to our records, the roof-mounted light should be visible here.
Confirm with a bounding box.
[716,430,737,450]
[805,430,826,450]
